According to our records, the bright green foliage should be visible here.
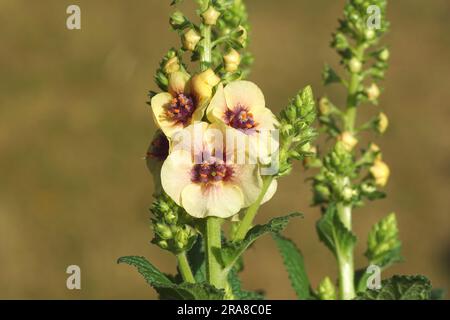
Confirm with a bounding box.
[365,212,402,268]
[219,213,302,271]
[118,256,225,300]
[273,234,311,300]
[356,275,432,300]
[316,205,357,259]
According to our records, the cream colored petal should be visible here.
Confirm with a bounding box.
[168,72,189,95]
[160,150,193,205]
[224,80,265,112]
[151,92,184,137]
[181,183,244,218]
[207,84,229,123]
[231,164,263,207]
[261,178,278,204]
[254,107,278,131]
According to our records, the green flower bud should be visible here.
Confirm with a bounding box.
[183,29,201,51]
[349,57,362,73]
[314,184,331,202]
[317,277,337,300]
[342,186,353,202]
[379,48,390,61]
[157,239,169,250]
[364,29,376,40]
[170,11,189,29]
[319,97,331,116]
[202,6,221,25]
[155,223,173,240]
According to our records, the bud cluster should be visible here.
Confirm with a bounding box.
[150,193,198,254]
[278,86,317,177]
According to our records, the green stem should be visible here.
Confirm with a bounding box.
[233,175,274,242]
[177,252,195,284]
[200,25,212,71]
[345,45,365,133]
[336,203,355,300]
[205,217,226,288]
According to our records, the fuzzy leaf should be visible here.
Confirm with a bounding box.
[220,213,303,270]
[356,275,432,300]
[187,237,207,282]
[273,234,311,299]
[118,256,224,300]
[316,205,356,258]
[228,268,264,300]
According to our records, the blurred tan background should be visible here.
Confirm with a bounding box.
[0,0,449,299]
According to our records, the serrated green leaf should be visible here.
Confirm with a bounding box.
[228,268,264,300]
[355,275,432,300]
[118,256,224,300]
[316,205,356,257]
[221,213,302,271]
[187,236,207,282]
[273,234,311,300]
[365,213,402,268]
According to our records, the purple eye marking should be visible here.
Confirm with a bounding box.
[166,93,196,125]
[224,104,258,133]
[191,159,234,184]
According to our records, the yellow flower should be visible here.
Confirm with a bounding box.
[206,81,278,163]
[161,122,277,218]
[370,159,390,187]
[338,131,358,151]
[150,69,220,138]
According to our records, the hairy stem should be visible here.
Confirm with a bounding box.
[177,251,195,284]
[336,203,355,300]
[205,217,226,288]
[233,175,274,242]
[345,45,365,133]
[200,25,212,71]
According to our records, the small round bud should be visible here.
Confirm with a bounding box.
[379,48,390,61]
[366,83,380,101]
[202,6,221,25]
[319,97,331,116]
[191,69,221,100]
[223,48,241,73]
[338,131,358,151]
[370,159,390,187]
[170,11,187,29]
[376,112,389,134]
[155,223,173,240]
[342,186,353,201]
[183,29,201,51]
[365,29,376,40]
[164,56,180,74]
[315,184,331,202]
[157,240,169,250]
[349,57,362,73]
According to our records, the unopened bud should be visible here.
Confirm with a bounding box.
[379,48,390,61]
[370,159,390,187]
[349,57,362,73]
[202,6,221,25]
[223,49,241,73]
[237,25,248,46]
[376,112,389,134]
[365,29,376,40]
[319,97,331,116]
[338,131,358,151]
[366,83,380,101]
[155,223,173,240]
[164,56,180,74]
[191,69,221,101]
[317,277,337,300]
[183,29,201,51]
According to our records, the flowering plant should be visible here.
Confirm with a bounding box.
[119,0,440,300]
[118,0,316,300]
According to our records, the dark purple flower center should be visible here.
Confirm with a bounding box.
[147,132,169,161]
[224,105,257,132]
[167,93,195,125]
[191,160,234,184]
